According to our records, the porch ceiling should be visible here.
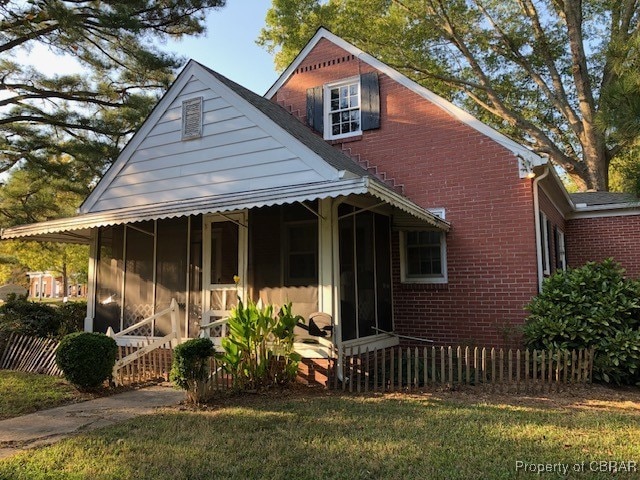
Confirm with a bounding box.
[1,177,449,244]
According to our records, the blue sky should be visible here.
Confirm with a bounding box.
[164,0,280,95]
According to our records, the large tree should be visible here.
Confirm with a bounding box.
[1,0,225,197]
[259,0,640,191]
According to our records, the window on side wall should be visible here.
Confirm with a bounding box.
[554,226,567,271]
[539,212,551,275]
[400,230,448,284]
[284,220,318,286]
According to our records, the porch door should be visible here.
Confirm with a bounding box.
[202,212,247,337]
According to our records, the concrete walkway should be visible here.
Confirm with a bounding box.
[0,385,185,460]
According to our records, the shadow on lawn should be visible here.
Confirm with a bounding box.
[1,385,638,480]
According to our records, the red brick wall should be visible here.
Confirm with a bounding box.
[566,214,640,278]
[275,38,540,347]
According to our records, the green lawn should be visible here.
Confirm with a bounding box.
[0,371,87,420]
[1,386,639,479]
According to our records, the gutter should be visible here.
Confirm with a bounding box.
[532,166,550,291]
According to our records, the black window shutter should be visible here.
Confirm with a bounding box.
[360,72,380,131]
[306,86,324,134]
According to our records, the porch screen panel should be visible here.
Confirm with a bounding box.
[155,217,188,337]
[95,225,124,333]
[339,204,357,341]
[375,215,392,332]
[250,205,319,323]
[356,212,376,338]
[338,205,393,342]
[188,216,202,338]
[123,221,154,335]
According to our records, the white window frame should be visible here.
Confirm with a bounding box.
[283,219,318,286]
[557,229,567,271]
[540,212,551,275]
[399,229,448,284]
[324,77,362,141]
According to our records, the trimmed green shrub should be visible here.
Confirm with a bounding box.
[56,301,87,337]
[170,338,215,403]
[0,294,61,338]
[0,295,85,339]
[55,332,118,390]
[524,259,640,385]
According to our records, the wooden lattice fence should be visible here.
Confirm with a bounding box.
[334,345,595,394]
[0,333,63,376]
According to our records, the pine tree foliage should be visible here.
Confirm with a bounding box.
[1,0,226,196]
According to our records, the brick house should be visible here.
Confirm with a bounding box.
[27,271,86,300]
[2,28,639,359]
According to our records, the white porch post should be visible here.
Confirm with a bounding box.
[84,229,99,333]
[318,197,334,317]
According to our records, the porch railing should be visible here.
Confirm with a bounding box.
[198,316,229,348]
[107,298,180,386]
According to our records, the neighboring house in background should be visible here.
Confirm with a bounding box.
[27,271,86,300]
[27,271,61,299]
[2,29,639,373]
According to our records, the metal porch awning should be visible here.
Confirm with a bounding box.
[0,177,450,244]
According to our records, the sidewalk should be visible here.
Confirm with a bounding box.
[0,385,185,460]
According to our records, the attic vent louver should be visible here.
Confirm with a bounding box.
[182,97,203,140]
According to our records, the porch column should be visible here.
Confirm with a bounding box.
[318,197,334,316]
[84,229,99,332]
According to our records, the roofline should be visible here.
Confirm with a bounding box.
[265,27,545,172]
[536,164,575,217]
[568,203,640,219]
[1,177,448,241]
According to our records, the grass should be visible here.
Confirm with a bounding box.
[0,371,87,420]
[1,385,639,479]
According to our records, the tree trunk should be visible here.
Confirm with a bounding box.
[62,262,68,299]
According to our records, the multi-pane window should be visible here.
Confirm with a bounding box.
[401,230,447,283]
[285,221,318,285]
[406,231,443,277]
[327,81,361,138]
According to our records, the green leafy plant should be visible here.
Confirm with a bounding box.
[56,301,87,337]
[524,259,640,385]
[0,295,85,339]
[55,332,117,390]
[0,294,61,338]
[219,299,303,391]
[170,338,215,403]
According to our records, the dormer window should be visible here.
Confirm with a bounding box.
[306,72,380,140]
[326,79,361,139]
[182,97,203,140]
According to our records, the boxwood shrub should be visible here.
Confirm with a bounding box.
[170,337,215,403]
[523,259,640,385]
[56,332,118,390]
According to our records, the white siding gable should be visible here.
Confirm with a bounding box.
[81,62,342,214]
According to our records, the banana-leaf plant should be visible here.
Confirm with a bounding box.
[219,298,304,390]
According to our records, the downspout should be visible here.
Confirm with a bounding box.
[532,166,550,291]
